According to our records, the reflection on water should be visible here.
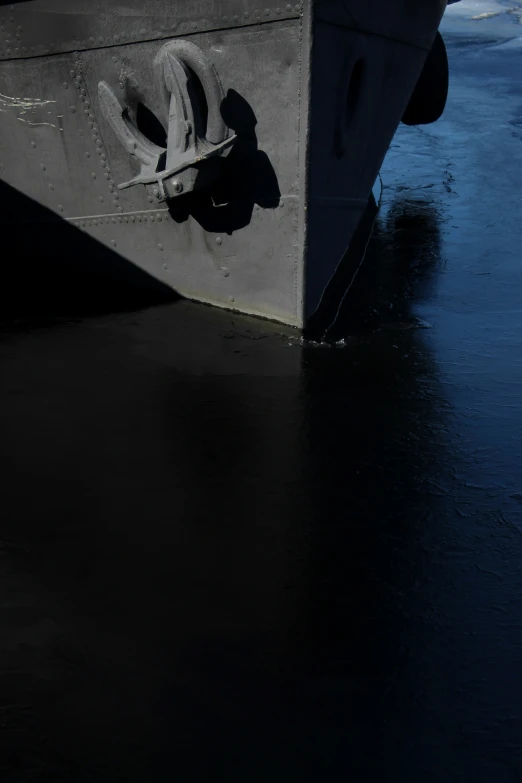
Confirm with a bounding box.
[328,194,444,339]
[298,196,449,763]
[379,197,444,305]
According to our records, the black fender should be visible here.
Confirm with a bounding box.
[402,31,449,126]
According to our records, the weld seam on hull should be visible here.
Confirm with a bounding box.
[65,209,170,221]
[64,198,299,222]
[0,17,301,63]
[310,196,369,208]
[315,18,436,53]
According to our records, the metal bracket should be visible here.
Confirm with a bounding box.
[98,39,236,203]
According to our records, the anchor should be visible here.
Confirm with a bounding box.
[98,40,236,203]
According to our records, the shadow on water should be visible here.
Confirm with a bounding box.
[0,179,177,327]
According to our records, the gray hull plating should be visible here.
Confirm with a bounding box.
[0,1,448,326]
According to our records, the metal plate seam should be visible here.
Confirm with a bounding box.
[314,18,435,53]
[0,14,304,61]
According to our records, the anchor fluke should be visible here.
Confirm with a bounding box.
[98,40,235,203]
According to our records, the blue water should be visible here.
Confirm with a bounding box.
[443,0,522,38]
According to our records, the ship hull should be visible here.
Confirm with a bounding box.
[0,1,448,327]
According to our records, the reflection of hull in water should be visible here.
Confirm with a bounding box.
[0,1,449,327]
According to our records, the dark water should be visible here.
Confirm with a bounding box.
[1,20,522,782]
